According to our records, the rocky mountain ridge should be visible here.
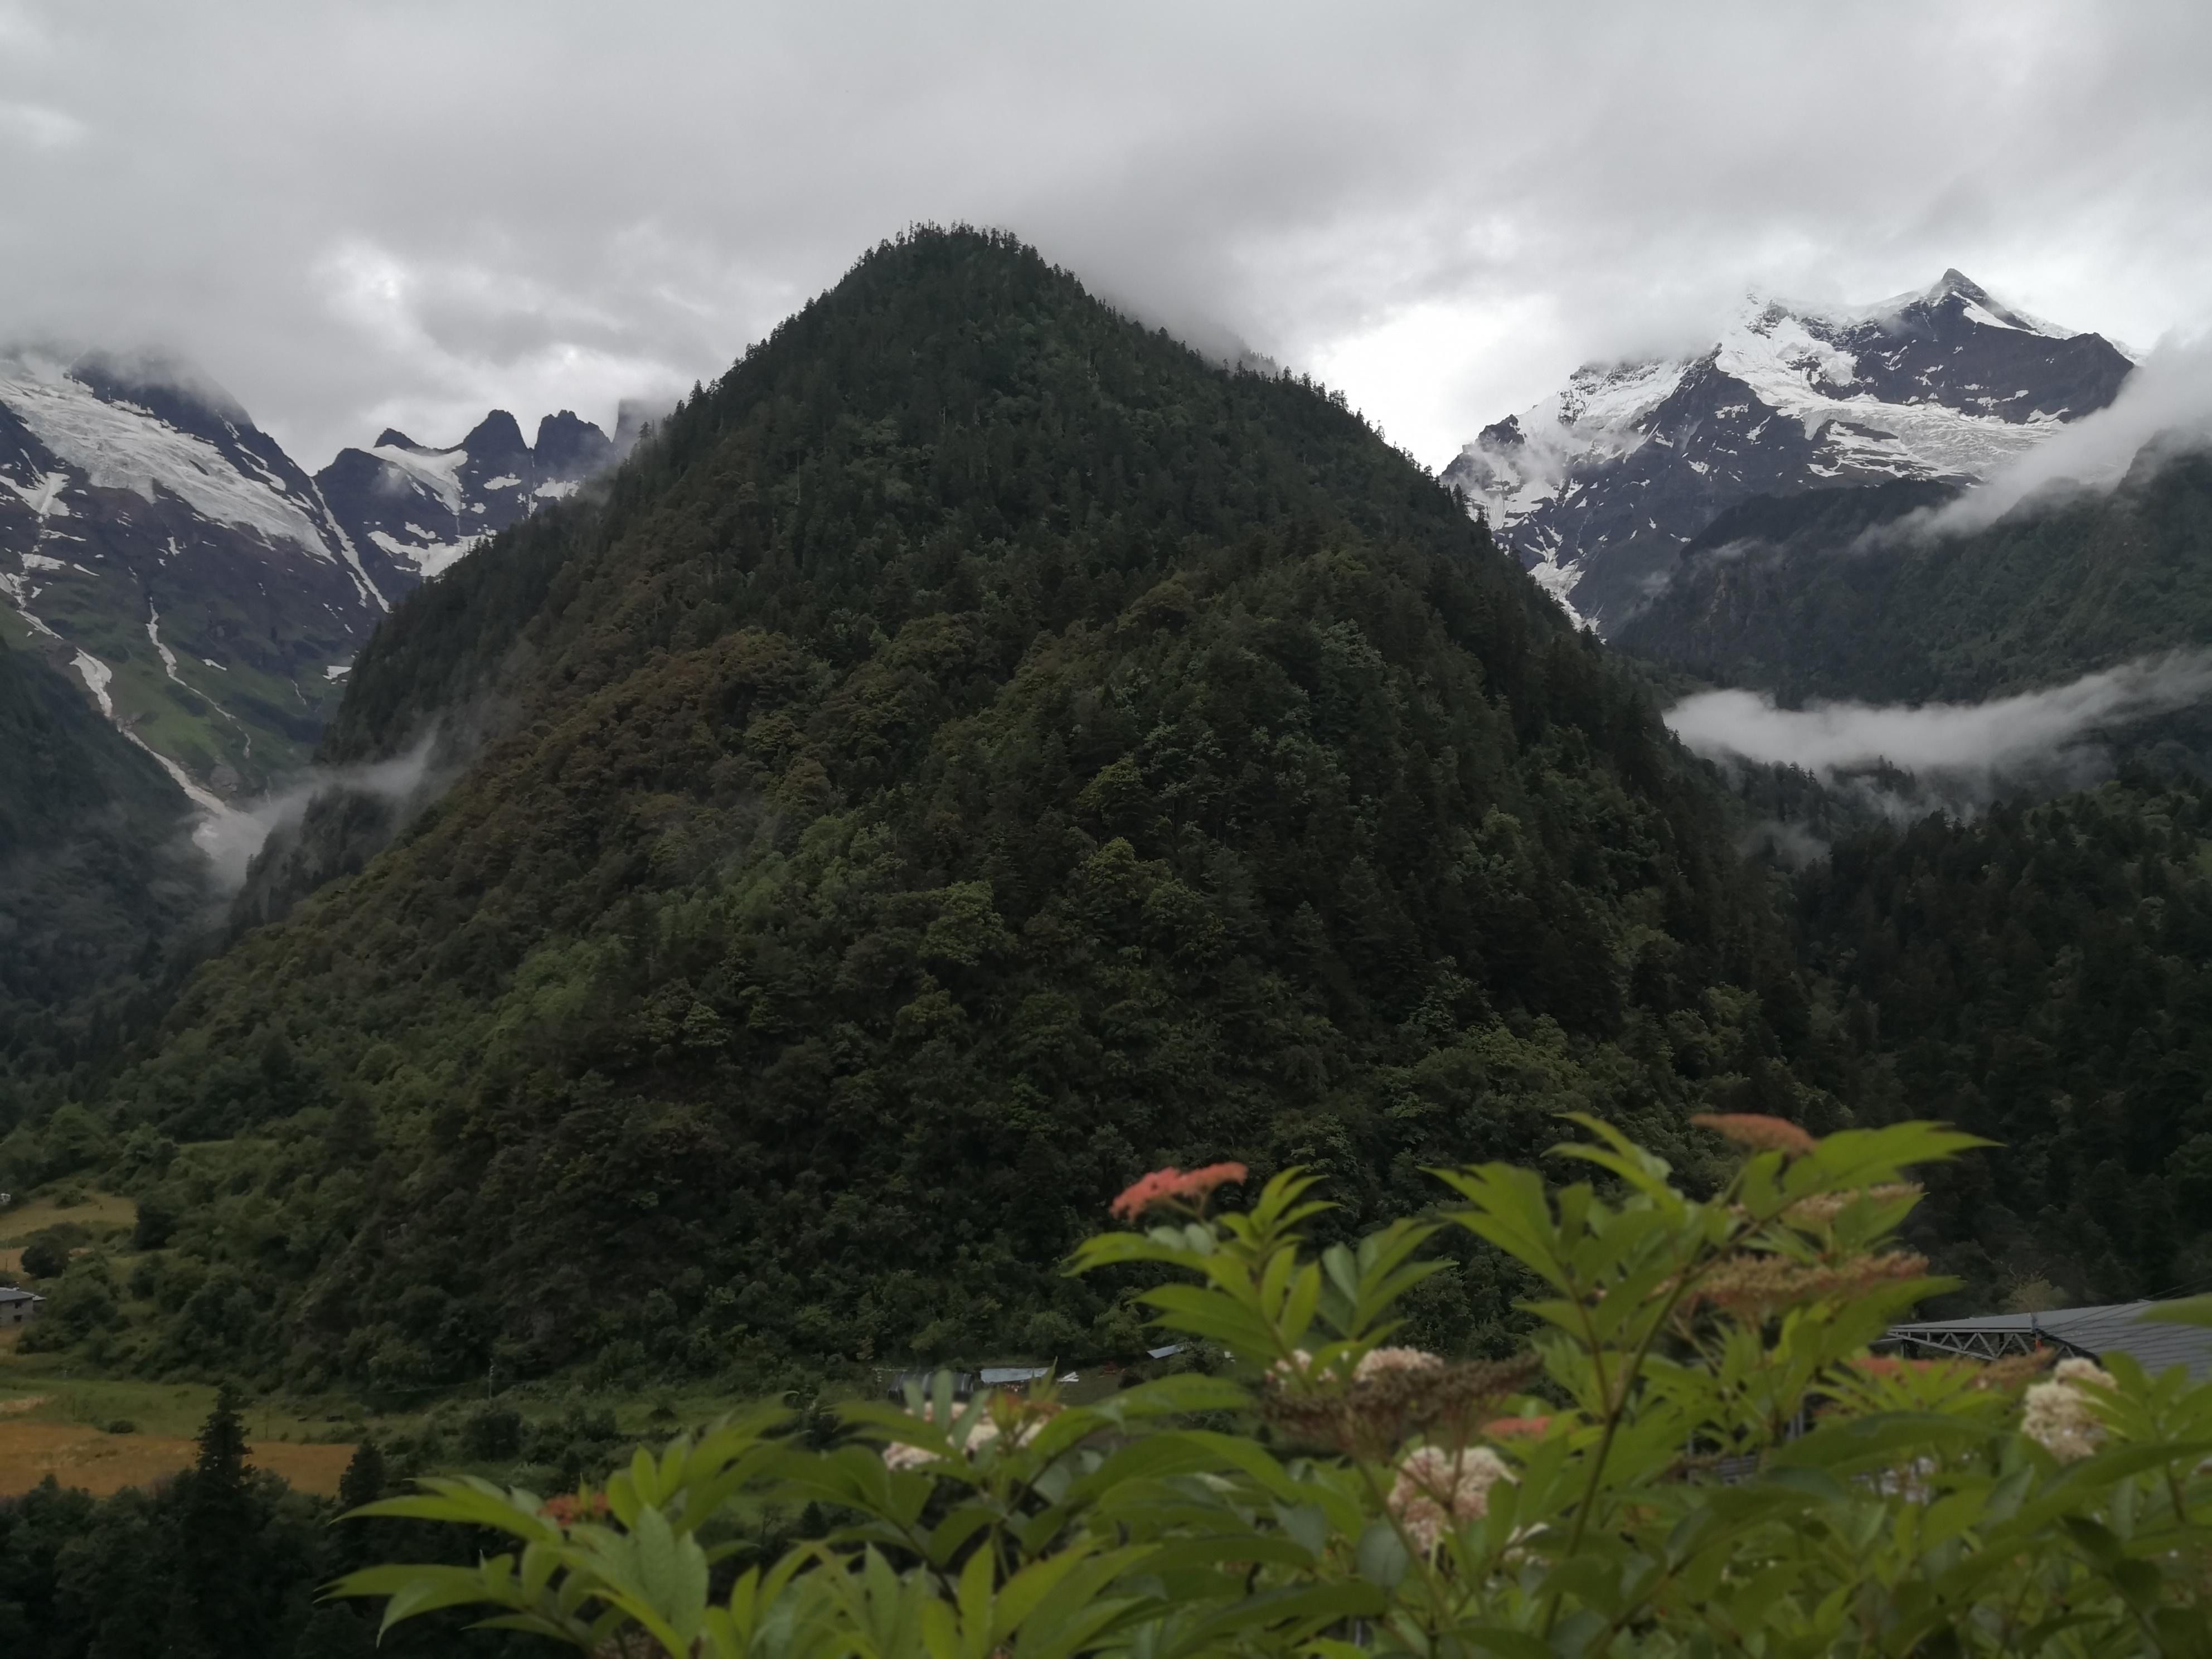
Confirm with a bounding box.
[0,349,385,801]
[0,347,635,801]
[1444,271,2136,631]
[313,406,621,583]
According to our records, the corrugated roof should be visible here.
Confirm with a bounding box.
[1888,1301,2212,1381]
[978,1366,1052,1385]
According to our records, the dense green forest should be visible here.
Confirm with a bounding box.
[7,229,1827,1392]
[1795,774,2212,1312]
[1617,450,2212,710]
[0,637,202,1109]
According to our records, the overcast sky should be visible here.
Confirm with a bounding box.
[3,1,2208,470]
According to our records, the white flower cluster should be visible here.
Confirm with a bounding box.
[1355,1346,1443,1381]
[879,1399,1049,1469]
[2021,1357,2116,1463]
[1875,1454,1938,1504]
[1387,1444,1515,1554]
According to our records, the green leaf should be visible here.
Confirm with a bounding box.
[1355,1518,1410,1589]
[2138,1296,2212,1329]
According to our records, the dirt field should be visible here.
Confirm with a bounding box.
[0,1418,357,1498]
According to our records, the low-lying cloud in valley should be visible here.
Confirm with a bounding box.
[191,736,441,890]
[1665,652,2212,814]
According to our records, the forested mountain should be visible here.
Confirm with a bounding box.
[65,229,1828,1391]
[0,636,200,1105]
[1443,272,2133,630]
[1617,444,2212,708]
[1798,776,2212,1312]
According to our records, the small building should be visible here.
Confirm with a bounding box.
[1885,1301,2212,1382]
[0,1286,43,1327]
[977,1366,1052,1392]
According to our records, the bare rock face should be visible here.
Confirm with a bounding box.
[1443,271,2134,633]
[314,405,615,587]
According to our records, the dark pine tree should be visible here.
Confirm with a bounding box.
[162,1384,268,1659]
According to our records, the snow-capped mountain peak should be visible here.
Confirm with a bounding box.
[1443,271,2134,630]
[0,350,358,573]
[316,406,614,583]
[1865,268,2068,339]
[0,346,392,798]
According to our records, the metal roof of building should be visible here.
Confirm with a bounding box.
[977,1366,1052,1385]
[1886,1301,2212,1382]
[0,1286,41,1304]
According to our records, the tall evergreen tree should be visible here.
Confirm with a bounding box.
[163,1384,268,1659]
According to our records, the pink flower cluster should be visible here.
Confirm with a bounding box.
[1691,1113,1817,1157]
[1110,1162,1249,1222]
[539,1491,610,1526]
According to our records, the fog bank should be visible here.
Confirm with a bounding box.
[191,736,440,890]
[1665,652,2212,814]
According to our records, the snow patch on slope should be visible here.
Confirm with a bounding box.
[369,442,468,514]
[2,469,71,517]
[1716,299,2060,481]
[71,649,113,718]
[0,356,341,559]
[367,526,483,580]
[145,603,185,684]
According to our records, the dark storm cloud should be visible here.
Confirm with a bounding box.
[1,1,2207,467]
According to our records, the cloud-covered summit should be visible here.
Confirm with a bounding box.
[0,3,2205,472]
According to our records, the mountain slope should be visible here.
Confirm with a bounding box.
[316,409,615,583]
[1799,777,2212,1312]
[1445,272,2135,631]
[95,230,1820,1390]
[0,350,386,797]
[0,633,200,1103]
[1615,444,2212,708]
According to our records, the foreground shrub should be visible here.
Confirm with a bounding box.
[336,1117,2212,1655]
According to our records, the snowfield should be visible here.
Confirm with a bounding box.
[0,354,343,559]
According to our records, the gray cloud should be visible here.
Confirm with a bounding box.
[2,2,2209,467]
[1665,654,2212,816]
